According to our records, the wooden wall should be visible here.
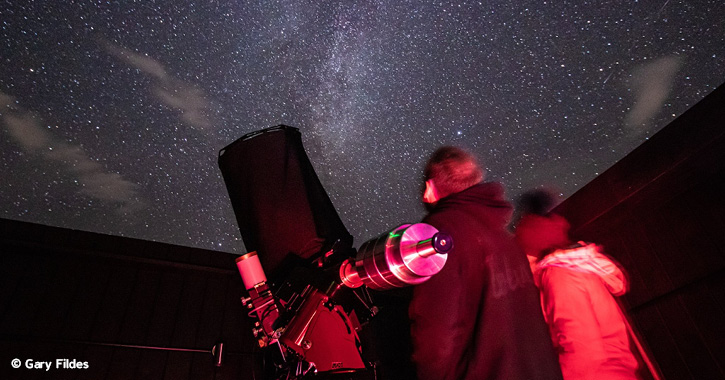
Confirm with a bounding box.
[555,83,725,379]
[0,218,259,380]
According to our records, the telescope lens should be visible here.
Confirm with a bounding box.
[433,232,453,254]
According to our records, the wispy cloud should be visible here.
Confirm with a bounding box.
[103,41,214,131]
[624,56,683,131]
[1,92,145,213]
[152,81,214,130]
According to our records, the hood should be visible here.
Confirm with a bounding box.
[432,182,514,227]
[533,242,628,295]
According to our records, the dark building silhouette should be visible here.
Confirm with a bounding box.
[1,82,724,379]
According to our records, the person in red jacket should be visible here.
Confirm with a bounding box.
[409,147,562,380]
[515,189,640,380]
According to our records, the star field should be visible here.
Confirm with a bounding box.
[1,0,724,253]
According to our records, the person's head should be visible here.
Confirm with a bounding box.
[515,213,572,261]
[514,187,571,260]
[423,146,485,204]
[516,188,560,216]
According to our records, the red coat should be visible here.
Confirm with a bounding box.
[534,244,639,380]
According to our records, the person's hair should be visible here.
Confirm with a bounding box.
[424,146,485,200]
[516,188,560,216]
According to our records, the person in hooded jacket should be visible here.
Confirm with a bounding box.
[515,189,640,380]
[408,146,562,380]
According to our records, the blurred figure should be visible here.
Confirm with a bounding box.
[515,189,640,380]
[409,147,562,380]
[514,189,571,272]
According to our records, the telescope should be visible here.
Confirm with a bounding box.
[219,126,451,379]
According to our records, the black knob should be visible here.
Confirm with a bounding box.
[432,232,453,254]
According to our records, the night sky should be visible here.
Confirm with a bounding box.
[1,0,724,254]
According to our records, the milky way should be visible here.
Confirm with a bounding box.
[1,0,724,253]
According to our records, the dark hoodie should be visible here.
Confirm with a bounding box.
[409,183,563,380]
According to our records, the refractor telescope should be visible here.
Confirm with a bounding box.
[219,126,451,379]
